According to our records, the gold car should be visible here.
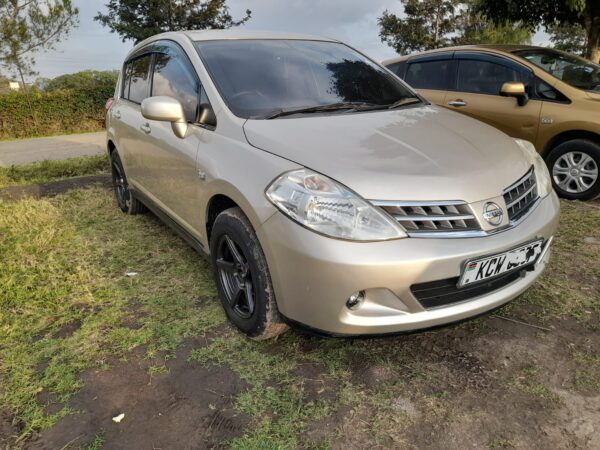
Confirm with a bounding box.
[384,45,600,200]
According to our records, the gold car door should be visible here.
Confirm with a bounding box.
[447,54,541,143]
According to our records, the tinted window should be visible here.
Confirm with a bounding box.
[457,60,521,95]
[534,77,568,102]
[195,39,418,119]
[152,52,200,122]
[405,60,453,90]
[386,61,406,78]
[128,55,152,103]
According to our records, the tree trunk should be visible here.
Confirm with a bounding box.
[584,0,600,62]
[17,64,27,92]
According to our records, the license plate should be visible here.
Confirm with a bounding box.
[458,239,544,287]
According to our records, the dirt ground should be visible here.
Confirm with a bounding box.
[1,180,598,449]
[19,310,600,449]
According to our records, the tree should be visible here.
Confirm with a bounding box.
[547,23,587,55]
[379,0,531,55]
[95,0,251,44]
[0,1,79,89]
[478,0,600,62]
[45,70,119,91]
[453,2,532,45]
[379,0,460,54]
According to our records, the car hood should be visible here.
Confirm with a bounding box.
[243,105,531,203]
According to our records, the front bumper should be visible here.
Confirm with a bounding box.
[257,192,560,336]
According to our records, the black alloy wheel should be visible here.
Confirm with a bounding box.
[215,234,256,319]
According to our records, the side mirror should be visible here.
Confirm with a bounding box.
[500,82,529,106]
[141,96,188,139]
[198,103,217,128]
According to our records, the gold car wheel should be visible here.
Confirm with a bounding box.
[552,151,599,194]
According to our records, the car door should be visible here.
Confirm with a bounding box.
[447,52,542,143]
[401,54,456,105]
[137,41,208,233]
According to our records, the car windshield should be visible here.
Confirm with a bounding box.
[514,49,600,92]
[194,39,419,119]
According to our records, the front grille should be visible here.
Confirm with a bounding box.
[503,167,538,222]
[411,263,536,309]
[371,200,480,234]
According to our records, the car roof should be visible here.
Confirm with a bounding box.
[381,44,544,65]
[126,30,341,61]
[184,29,339,42]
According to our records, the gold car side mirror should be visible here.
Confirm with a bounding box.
[500,82,529,107]
[141,96,188,139]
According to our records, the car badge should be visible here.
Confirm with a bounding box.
[483,202,504,226]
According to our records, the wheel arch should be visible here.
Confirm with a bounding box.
[107,139,116,156]
[205,194,240,242]
[542,130,600,158]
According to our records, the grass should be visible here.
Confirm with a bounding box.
[511,365,561,404]
[0,159,599,448]
[0,186,223,441]
[0,155,109,188]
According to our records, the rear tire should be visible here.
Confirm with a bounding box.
[110,150,147,214]
[210,207,288,340]
[546,139,600,200]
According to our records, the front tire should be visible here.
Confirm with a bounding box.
[210,207,288,340]
[546,139,600,200]
[110,150,147,214]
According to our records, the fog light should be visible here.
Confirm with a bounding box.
[346,291,365,310]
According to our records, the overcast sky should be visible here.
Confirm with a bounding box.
[32,0,549,80]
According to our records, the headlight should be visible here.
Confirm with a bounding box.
[265,169,407,241]
[514,139,552,198]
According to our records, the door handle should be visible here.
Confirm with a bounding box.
[448,100,467,107]
[113,110,121,119]
[140,123,151,134]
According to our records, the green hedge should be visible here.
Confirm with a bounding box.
[0,86,113,140]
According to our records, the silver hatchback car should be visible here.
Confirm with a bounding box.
[106,30,560,339]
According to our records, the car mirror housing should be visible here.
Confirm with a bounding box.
[141,96,188,138]
[500,82,529,107]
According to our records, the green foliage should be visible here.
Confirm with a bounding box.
[455,21,532,45]
[0,87,112,140]
[379,0,461,54]
[95,0,251,43]
[45,70,118,92]
[379,0,531,55]
[0,1,79,85]
[478,0,600,62]
[548,23,588,55]
[454,1,532,45]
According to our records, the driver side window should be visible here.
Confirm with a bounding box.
[457,59,521,95]
[152,49,201,123]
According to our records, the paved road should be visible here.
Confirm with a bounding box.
[0,132,106,166]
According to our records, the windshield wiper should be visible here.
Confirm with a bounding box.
[386,96,423,109]
[264,102,378,119]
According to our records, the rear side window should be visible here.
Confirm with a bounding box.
[457,60,521,95]
[152,52,200,122]
[405,60,454,90]
[127,55,152,104]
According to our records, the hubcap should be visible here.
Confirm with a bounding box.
[216,235,255,319]
[552,151,598,194]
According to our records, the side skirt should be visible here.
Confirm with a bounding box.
[130,188,209,259]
